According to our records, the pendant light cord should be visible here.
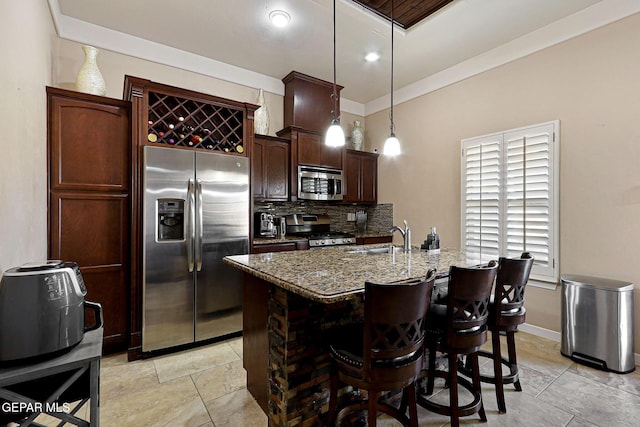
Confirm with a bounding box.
[332,0,338,122]
[389,0,395,135]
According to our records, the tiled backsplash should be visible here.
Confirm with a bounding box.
[253,201,393,234]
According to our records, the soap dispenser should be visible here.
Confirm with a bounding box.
[422,227,440,253]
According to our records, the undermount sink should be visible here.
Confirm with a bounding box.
[345,245,402,255]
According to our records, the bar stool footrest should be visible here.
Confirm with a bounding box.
[334,398,412,427]
[416,369,483,418]
[459,351,520,385]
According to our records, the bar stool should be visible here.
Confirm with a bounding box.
[327,269,437,427]
[463,252,534,413]
[418,261,498,427]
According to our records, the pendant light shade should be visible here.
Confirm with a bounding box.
[383,133,401,156]
[325,0,345,147]
[326,119,346,147]
[383,0,401,156]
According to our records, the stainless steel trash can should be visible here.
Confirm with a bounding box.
[561,275,635,373]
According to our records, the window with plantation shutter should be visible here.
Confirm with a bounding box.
[461,121,559,283]
[462,136,501,258]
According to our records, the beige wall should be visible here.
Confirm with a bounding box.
[54,38,286,136]
[54,37,364,138]
[0,26,363,271]
[367,13,640,339]
[0,0,56,272]
[3,2,637,346]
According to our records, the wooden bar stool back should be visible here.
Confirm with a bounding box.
[327,269,437,427]
[474,252,534,413]
[419,261,498,427]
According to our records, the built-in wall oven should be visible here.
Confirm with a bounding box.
[298,165,343,201]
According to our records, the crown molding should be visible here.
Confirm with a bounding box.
[365,0,640,116]
[48,1,639,118]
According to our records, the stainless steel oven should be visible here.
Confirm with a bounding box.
[298,165,343,201]
[284,213,355,247]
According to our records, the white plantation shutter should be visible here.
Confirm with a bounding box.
[462,121,558,283]
[462,136,501,259]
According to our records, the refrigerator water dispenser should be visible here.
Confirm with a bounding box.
[157,199,184,241]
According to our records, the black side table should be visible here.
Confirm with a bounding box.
[0,327,102,426]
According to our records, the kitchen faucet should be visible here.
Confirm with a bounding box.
[389,220,412,253]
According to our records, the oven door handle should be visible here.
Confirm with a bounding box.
[327,178,335,195]
[334,178,342,196]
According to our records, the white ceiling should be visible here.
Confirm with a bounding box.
[51,0,638,114]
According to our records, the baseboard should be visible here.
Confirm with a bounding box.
[521,323,640,367]
[520,323,561,342]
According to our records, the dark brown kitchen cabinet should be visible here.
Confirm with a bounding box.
[297,131,343,169]
[47,87,131,355]
[278,127,343,169]
[253,134,290,201]
[343,149,378,204]
[251,240,309,254]
[282,71,342,133]
[277,126,344,199]
[356,236,392,245]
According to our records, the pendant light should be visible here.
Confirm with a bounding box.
[383,0,401,156]
[325,0,345,147]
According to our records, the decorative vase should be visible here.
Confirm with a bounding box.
[351,120,364,150]
[254,88,270,135]
[76,45,106,96]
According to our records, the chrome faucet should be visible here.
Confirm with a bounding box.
[389,220,412,253]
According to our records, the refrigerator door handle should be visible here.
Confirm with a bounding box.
[187,178,195,272]
[196,179,204,271]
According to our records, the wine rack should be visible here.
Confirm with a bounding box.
[147,91,245,154]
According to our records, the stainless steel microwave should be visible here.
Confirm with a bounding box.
[298,165,343,201]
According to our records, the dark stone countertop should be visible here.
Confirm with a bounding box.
[224,246,491,303]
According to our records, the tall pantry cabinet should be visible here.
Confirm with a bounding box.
[47,87,131,355]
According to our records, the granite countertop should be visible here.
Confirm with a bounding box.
[224,246,493,303]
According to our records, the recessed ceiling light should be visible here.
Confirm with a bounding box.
[365,52,380,62]
[269,10,291,28]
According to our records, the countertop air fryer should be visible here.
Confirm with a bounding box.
[0,260,102,363]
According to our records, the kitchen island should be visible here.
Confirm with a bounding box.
[224,246,488,427]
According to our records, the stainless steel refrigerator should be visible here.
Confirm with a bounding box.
[142,145,248,352]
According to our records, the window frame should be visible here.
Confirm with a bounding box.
[460,120,560,286]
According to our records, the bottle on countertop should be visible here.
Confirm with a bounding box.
[422,226,440,253]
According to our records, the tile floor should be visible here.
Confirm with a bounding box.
[33,331,640,426]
